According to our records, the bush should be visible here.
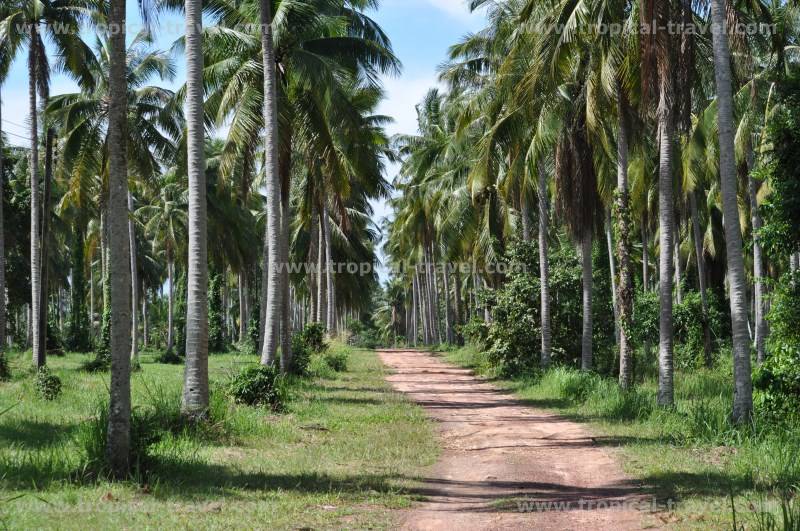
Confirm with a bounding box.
[323,349,349,372]
[0,353,10,381]
[226,364,285,410]
[289,335,312,376]
[35,367,62,400]
[673,291,726,369]
[288,323,329,376]
[755,272,800,418]
[153,348,184,365]
[461,318,490,350]
[347,319,381,349]
[297,323,327,354]
[79,352,110,373]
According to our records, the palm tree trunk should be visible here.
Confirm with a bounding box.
[711,0,753,422]
[91,252,97,339]
[454,267,463,341]
[521,192,532,243]
[0,88,6,355]
[29,38,43,367]
[580,231,593,371]
[443,263,453,344]
[538,161,552,367]
[142,288,148,349]
[606,210,620,344]
[615,89,635,387]
[167,258,175,351]
[259,0,282,365]
[641,211,650,291]
[316,217,326,324]
[128,191,139,364]
[37,129,54,363]
[323,204,335,333]
[657,94,676,408]
[689,191,713,365]
[238,272,246,342]
[411,275,418,346]
[182,0,210,416]
[675,219,683,305]
[279,168,292,370]
[106,0,132,476]
[748,154,767,364]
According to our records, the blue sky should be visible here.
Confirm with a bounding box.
[0,0,486,279]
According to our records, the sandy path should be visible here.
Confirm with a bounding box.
[378,349,654,531]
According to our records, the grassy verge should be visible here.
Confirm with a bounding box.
[0,344,437,529]
[445,345,800,530]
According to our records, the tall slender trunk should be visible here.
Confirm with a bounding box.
[538,161,552,367]
[238,272,246,342]
[711,0,753,422]
[411,275,418,346]
[689,192,713,365]
[182,0,210,416]
[323,204,335,333]
[279,161,292,370]
[90,254,95,339]
[0,87,5,355]
[37,130,54,363]
[580,231,593,371]
[453,266,463,345]
[316,216,326,324]
[443,263,452,344]
[521,192,532,243]
[106,0,132,476]
[675,219,683,305]
[748,154,767,364]
[657,93,675,408]
[259,0,282,365]
[606,210,620,344]
[641,211,650,291]
[142,288,148,349]
[167,258,175,351]
[29,34,43,368]
[615,89,635,387]
[128,191,139,364]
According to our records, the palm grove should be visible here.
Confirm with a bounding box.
[380,0,800,426]
[0,0,398,476]
[2,0,800,480]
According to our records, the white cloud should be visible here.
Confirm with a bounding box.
[378,75,440,138]
[424,0,475,20]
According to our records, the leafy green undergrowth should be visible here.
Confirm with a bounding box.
[0,345,437,529]
[446,345,800,530]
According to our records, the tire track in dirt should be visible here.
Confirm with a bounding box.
[379,349,656,530]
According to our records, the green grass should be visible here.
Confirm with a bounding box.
[0,344,438,529]
[445,345,800,530]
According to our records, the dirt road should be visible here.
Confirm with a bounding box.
[378,349,653,530]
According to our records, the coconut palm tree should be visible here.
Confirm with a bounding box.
[0,0,96,368]
[709,0,753,422]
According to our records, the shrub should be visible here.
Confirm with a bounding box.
[347,319,381,349]
[673,291,726,369]
[35,367,62,400]
[297,323,327,354]
[0,353,10,381]
[153,348,184,365]
[226,364,284,409]
[79,352,110,373]
[323,349,349,372]
[289,335,312,376]
[755,272,800,418]
[288,323,329,376]
[461,318,490,350]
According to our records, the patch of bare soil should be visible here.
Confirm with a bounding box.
[378,350,657,530]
